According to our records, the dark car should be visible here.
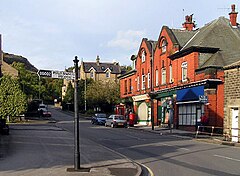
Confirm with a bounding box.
[0,118,9,135]
[91,113,107,125]
[105,114,127,128]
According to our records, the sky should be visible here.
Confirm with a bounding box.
[0,0,239,71]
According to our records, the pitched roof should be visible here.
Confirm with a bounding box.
[82,61,122,74]
[169,17,240,69]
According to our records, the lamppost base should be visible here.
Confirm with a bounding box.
[66,167,91,173]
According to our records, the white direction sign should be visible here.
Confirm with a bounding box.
[38,70,75,80]
[52,70,75,80]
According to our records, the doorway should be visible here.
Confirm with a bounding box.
[231,108,239,142]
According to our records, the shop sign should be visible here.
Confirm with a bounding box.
[199,95,208,103]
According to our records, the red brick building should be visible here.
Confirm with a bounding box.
[119,5,240,131]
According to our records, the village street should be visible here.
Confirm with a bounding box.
[0,107,240,176]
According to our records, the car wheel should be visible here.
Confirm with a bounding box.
[105,123,107,127]
[111,123,115,128]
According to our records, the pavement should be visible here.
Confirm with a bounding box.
[1,112,240,176]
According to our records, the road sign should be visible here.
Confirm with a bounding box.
[37,70,52,77]
[199,95,208,103]
[52,70,75,80]
[38,70,75,80]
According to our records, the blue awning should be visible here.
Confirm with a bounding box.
[177,86,204,102]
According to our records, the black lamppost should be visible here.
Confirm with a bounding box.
[73,56,80,170]
[150,41,155,131]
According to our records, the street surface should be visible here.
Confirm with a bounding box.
[1,107,240,176]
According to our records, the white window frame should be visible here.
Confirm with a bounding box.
[155,69,159,86]
[141,74,145,90]
[147,72,150,89]
[137,76,140,91]
[161,68,166,85]
[162,40,167,53]
[141,50,146,63]
[169,64,173,83]
[181,62,188,82]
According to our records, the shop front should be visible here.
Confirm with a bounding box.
[154,90,176,126]
[176,85,205,130]
[132,94,151,125]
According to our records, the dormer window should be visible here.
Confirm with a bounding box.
[141,50,146,63]
[161,39,167,53]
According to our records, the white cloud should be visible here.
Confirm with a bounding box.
[107,30,145,50]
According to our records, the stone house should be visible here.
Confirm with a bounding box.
[224,60,240,142]
[80,55,122,82]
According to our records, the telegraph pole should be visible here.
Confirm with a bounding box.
[73,56,80,170]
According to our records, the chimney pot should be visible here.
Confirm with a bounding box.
[229,4,238,27]
[182,14,195,31]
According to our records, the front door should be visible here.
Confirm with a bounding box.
[232,108,239,142]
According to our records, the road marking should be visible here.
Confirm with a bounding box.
[179,148,190,151]
[162,143,190,151]
[214,154,240,162]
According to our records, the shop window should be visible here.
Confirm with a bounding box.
[178,104,204,126]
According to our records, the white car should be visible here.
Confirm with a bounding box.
[38,104,47,112]
[105,115,127,128]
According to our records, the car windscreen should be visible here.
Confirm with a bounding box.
[114,116,125,120]
[96,114,107,118]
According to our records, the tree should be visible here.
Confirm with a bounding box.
[63,82,74,104]
[0,75,27,122]
[12,62,40,99]
[86,80,120,112]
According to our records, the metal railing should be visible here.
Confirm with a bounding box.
[195,125,223,138]
[195,126,240,142]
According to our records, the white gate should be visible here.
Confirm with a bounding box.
[232,108,239,142]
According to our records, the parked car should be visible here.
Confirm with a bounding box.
[105,114,127,128]
[38,104,51,117]
[91,113,107,125]
[0,118,9,135]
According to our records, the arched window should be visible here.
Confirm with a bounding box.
[161,39,167,53]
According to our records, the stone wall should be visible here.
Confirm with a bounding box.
[224,67,240,140]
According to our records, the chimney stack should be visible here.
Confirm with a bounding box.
[182,14,195,31]
[229,4,238,27]
[96,55,100,66]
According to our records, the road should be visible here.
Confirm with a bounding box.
[53,108,240,176]
[1,107,240,176]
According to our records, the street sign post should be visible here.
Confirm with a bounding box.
[38,70,75,80]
